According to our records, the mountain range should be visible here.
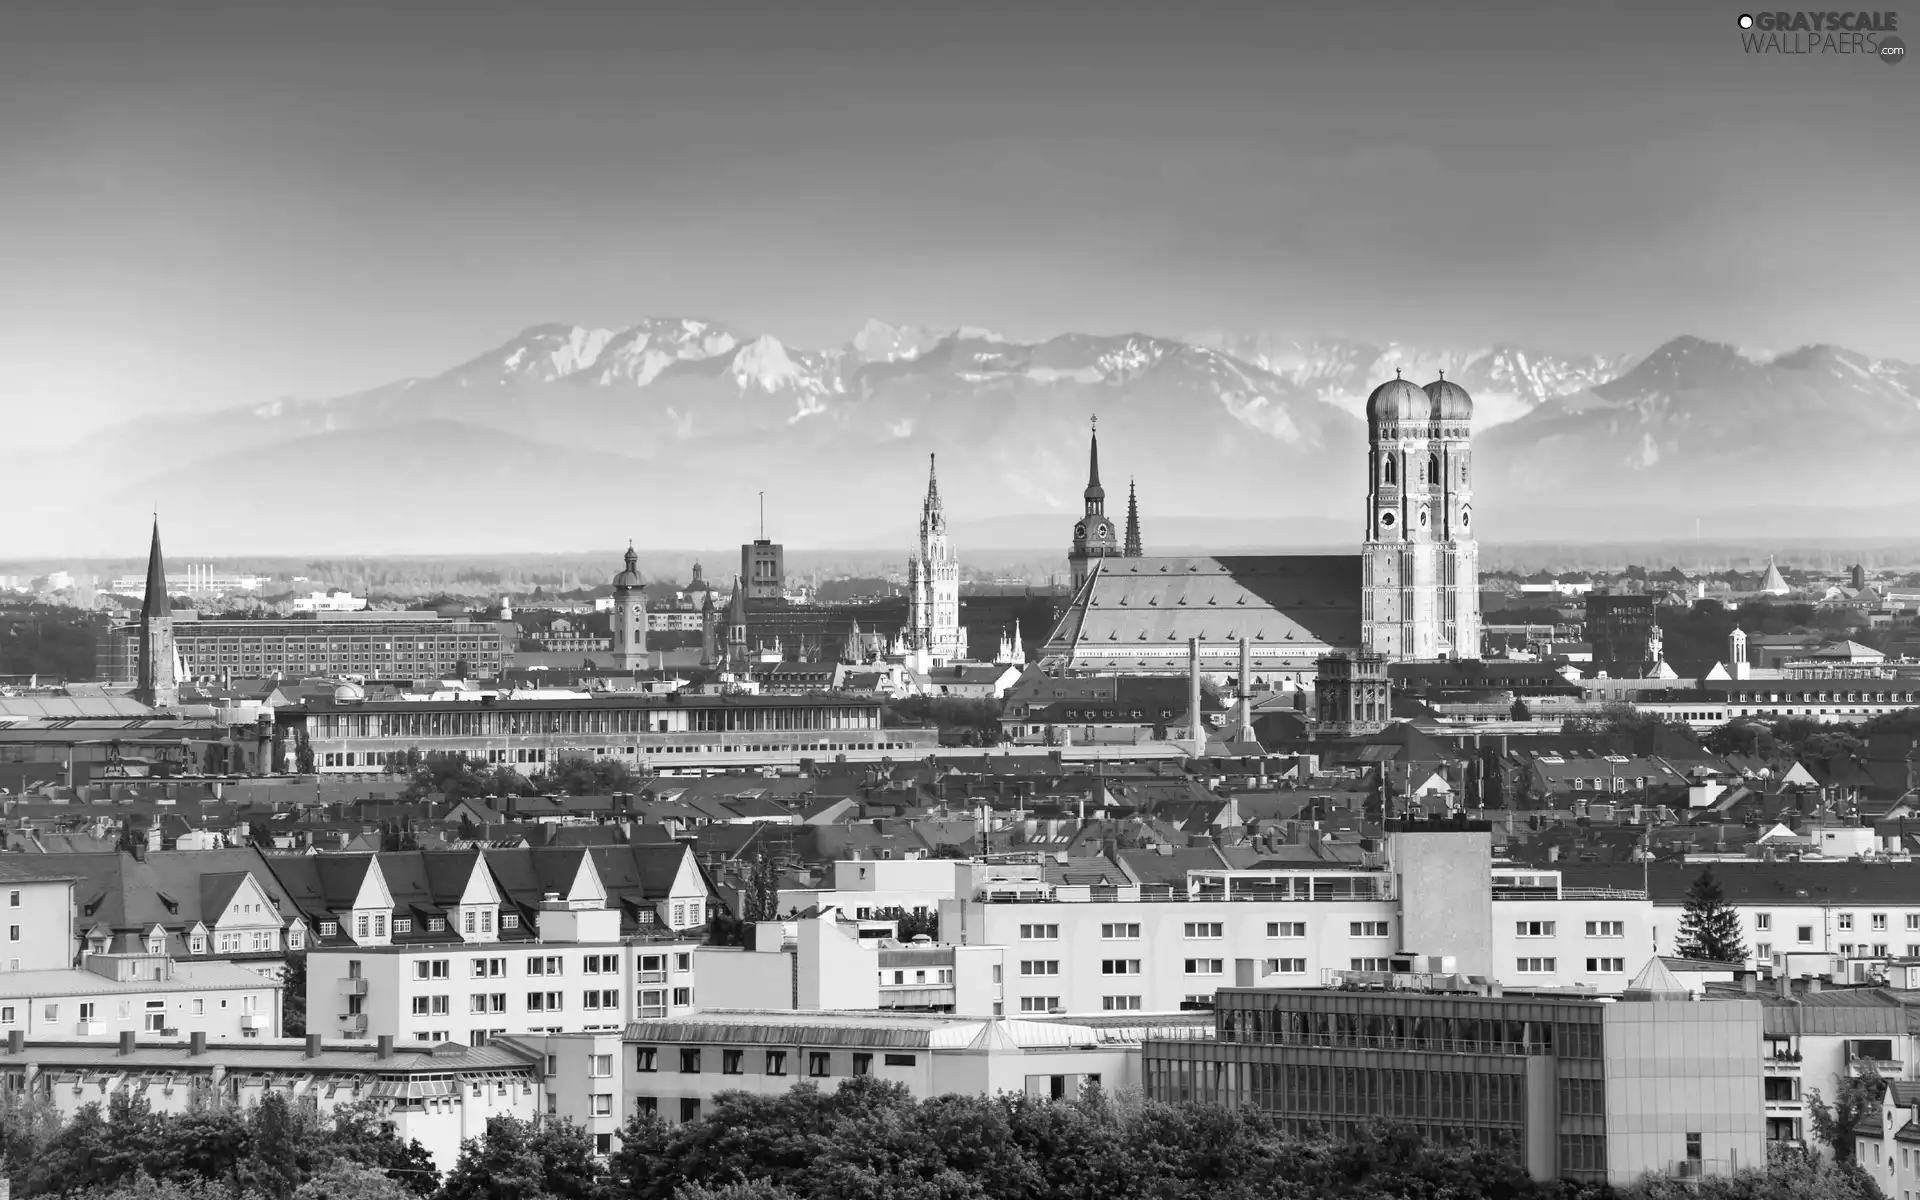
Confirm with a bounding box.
[19,321,1920,557]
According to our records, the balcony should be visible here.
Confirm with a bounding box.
[341,1014,368,1035]
[637,970,667,984]
[240,1014,266,1030]
[1764,1052,1802,1072]
[637,1005,667,1019]
[75,1021,106,1037]
[340,977,369,996]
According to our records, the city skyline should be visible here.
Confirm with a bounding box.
[3,0,1916,449]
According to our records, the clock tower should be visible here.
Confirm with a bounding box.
[1068,418,1121,591]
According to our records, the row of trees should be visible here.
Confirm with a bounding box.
[0,1081,1891,1200]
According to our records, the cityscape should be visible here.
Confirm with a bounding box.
[2,3,1917,1200]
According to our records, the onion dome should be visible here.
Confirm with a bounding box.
[611,544,646,590]
[1366,373,1429,424]
[1424,373,1474,421]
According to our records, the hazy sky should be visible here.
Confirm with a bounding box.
[2,0,1914,443]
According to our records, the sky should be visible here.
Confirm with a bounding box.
[1,0,1914,446]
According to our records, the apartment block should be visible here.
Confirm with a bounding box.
[1,952,281,1041]
[1144,971,1765,1186]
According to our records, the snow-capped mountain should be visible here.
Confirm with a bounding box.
[1193,331,1635,429]
[19,321,1918,555]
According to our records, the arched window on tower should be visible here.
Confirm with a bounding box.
[1383,456,1396,486]
[1428,453,1439,486]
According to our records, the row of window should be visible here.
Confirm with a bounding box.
[635,1047,915,1075]
[406,952,693,981]
[1043,921,1395,942]
[413,988,694,1016]
[1514,921,1625,938]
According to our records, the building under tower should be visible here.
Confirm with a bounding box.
[1040,373,1481,686]
[898,454,967,670]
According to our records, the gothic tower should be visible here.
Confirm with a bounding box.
[135,517,178,708]
[1360,370,1479,661]
[698,590,718,669]
[726,575,748,670]
[610,544,649,671]
[1068,418,1121,590]
[904,455,965,666]
[1124,479,1143,558]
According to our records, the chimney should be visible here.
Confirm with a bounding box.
[118,1030,137,1056]
[1238,638,1252,732]
[1778,973,1791,1001]
[1743,973,1757,994]
[6,1030,21,1054]
[1189,638,1205,756]
[306,1033,323,1058]
[1807,976,1822,993]
[190,1031,207,1056]
[377,1034,395,1059]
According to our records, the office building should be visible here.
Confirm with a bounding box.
[1143,967,1765,1185]
[1586,594,1663,678]
[99,611,505,684]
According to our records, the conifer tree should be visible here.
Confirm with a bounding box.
[1675,866,1747,963]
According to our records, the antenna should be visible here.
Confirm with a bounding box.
[759,492,765,541]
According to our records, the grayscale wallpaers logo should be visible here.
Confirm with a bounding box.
[1736,11,1905,60]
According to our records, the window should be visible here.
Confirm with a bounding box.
[1873,914,1889,931]
[1516,957,1557,973]
[587,1094,612,1118]
[526,992,562,1011]
[1267,922,1306,938]
[529,956,563,975]
[1101,923,1141,939]
[0,1007,12,1024]
[1585,921,1624,938]
[852,1053,872,1075]
[635,1047,657,1072]
[584,954,616,974]
[583,990,620,1010]
[721,1049,743,1075]
[1515,921,1555,938]
[679,1049,701,1074]
[1798,926,1814,944]
[1102,995,1143,1010]
[414,960,450,980]
[1757,943,1773,960]
[1100,959,1141,975]
[884,1053,917,1067]
[673,987,693,1006]
[1019,924,1059,940]
[357,915,369,939]
[374,915,386,938]
[1586,957,1625,973]
[1184,922,1223,939]
[1020,960,1060,976]
[1350,921,1390,938]
[766,1050,787,1076]
[1019,997,1061,1013]
[1907,914,1920,931]
[808,1052,832,1077]
[680,1099,701,1123]
[1349,958,1390,971]
[1265,958,1307,975]
[502,914,520,930]
[393,918,413,934]
[319,922,338,937]
[674,953,692,972]
[473,958,506,978]
[6,892,15,908]
[1756,914,1773,932]
[1839,914,1855,931]
[1184,958,1224,975]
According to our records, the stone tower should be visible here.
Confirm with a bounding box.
[609,544,648,671]
[726,576,748,670]
[698,590,718,669]
[1360,370,1479,661]
[905,454,965,667]
[135,517,178,708]
[1068,418,1121,591]
[1124,479,1143,558]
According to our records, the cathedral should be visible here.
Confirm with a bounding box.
[1040,373,1481,684]
[897,455,966,669]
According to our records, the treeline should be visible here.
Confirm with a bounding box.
[0,600,106,680]
[0,1082,1888,1200]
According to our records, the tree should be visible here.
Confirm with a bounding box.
[870,906,938,941]
[1809,1064,1887,1164]
[531,754,636,797]
[294,733,316,776]
[437,1117,596,1200]
[1675,867,1748,963]
[291,1163,413,1200]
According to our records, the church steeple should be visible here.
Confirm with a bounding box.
[135,517,178,708]
[1068,416,1121,591]
[1124,478,1142,558]
[1084,418,1106,513]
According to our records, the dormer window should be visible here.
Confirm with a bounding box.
[428,918,446,933]
[393,918,413,934]
[190,936,206,955]
[319,922,338,938]
[289,928,304,950]
[501,914,519,930]
[147,937,165,956]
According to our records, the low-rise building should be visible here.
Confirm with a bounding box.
[1,953,281,1041]
[1144,967,1765,1187]
[0,1030,540,1172]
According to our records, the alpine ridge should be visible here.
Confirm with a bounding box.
[17,323,1920,556]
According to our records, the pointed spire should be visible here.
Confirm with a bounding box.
[1085,416,1105,503]
[141,517,168,622]
[1124,478,1142,557]
[926,453,940,506]
[623,542,638,573]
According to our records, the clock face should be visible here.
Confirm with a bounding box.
[1379,510,1397,529]
[1074,522,1087,539]
[1097,522,1111,538]
[1418,508,1430,530]
[1460,506,1472,529]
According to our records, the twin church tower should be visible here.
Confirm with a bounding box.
[1066,373,1481,664]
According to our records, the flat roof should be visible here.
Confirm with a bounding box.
[0,1037,538,1073]
[0,962,278,1000]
